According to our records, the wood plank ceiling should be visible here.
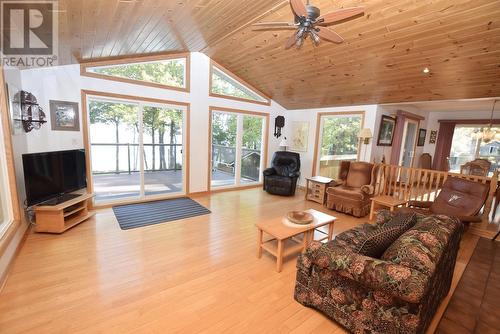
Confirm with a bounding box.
[57,0,500,109]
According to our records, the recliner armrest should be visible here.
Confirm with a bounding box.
[361,185,375,195]
[263,167,276,176]
[408,200,433,208]
[328,179,344,187]
[298,242,429,304]
[453,215,482,223]
[289,171,300,178]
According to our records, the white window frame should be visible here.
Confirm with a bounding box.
[86,94,188,206]
[209,108,268,190]
[0,116,14,238]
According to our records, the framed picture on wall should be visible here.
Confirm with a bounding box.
[50,100,80,131]
[290,121,309,152]
[377,115,396,146]
[417,128,426,146]
[429,130,437,144]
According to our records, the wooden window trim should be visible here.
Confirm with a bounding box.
[81,90,191,208]
[0,70,22,255]
[80,52,191,93]
[207,106,270,191]
[209,60,271,106]
[312,111,366,177]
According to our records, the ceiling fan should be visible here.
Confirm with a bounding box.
[252,0,364,49]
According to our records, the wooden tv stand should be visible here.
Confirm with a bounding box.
[34,193,96,233]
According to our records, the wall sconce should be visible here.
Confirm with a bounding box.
[274,116,285,138]
[13,91,46,133]
[358,128,373,145]
[358,128,373,161]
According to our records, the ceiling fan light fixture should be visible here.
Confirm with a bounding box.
[310,31,320,45]
[423,67,430,74]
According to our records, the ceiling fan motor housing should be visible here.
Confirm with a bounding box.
[306,5,320,20]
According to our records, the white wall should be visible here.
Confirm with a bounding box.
[370,105,430,165]
[17,52,287,195]
[287,104,378,186]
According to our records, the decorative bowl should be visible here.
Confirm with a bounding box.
[287,211,314,225]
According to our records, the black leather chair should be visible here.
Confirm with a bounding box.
[263,151,300,196]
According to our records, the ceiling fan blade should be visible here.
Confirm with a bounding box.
[318,7,365,26]
[285,33,298,50]
[252,26,297,31]
[316,27,344,43]
[290,0,308,18]
[252,22,296,30]
[252,22,295,27]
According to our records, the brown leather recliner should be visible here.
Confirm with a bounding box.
[401,176,490,223]
[325,161,378,217]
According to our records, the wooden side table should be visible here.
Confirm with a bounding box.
[305,176,333,204]
[256,209,336,272]
[369,195,408,220]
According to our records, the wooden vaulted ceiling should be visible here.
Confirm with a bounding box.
[59,0,500,109]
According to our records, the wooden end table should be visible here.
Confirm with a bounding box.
[305,176,333,204]
[256,209,336,272]
[369,195,408,220]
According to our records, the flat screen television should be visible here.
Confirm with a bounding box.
[22,149,87,206]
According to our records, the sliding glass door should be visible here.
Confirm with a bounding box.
[316,113,363,178]
[87,95,187,204]
[210,109,267,189]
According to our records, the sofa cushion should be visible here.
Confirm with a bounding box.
[381,215,461,276]
[375,209,396,226]
[353,213,417,258]
[332,223,378,252]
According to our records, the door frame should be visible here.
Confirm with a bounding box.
[398,118,420,167]
[81,90,190,208]
[207,106,269,191]
[312,111,365,177]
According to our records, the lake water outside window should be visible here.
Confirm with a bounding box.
[88,96,187,204]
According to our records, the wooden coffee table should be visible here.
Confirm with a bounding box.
[256,209,337,272]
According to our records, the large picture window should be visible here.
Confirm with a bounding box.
[210,62,270,105]
[313,112,364,178]
[449,125,499,174]
[81,54,190,92]
[209,107,268,189]
[84,91,189,205]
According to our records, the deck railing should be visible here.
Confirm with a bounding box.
[91,143,182,175]
[373,163,499,223]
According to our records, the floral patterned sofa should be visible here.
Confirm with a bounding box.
[294,211,463,334]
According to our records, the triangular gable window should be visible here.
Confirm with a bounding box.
[210,62,270,105]
[82,54,189,91]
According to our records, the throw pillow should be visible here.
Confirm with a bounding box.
[385,212,418,230]
[354,213,417,258]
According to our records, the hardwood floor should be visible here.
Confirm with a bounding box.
[0,189,478,333]
[436,237,500,334]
